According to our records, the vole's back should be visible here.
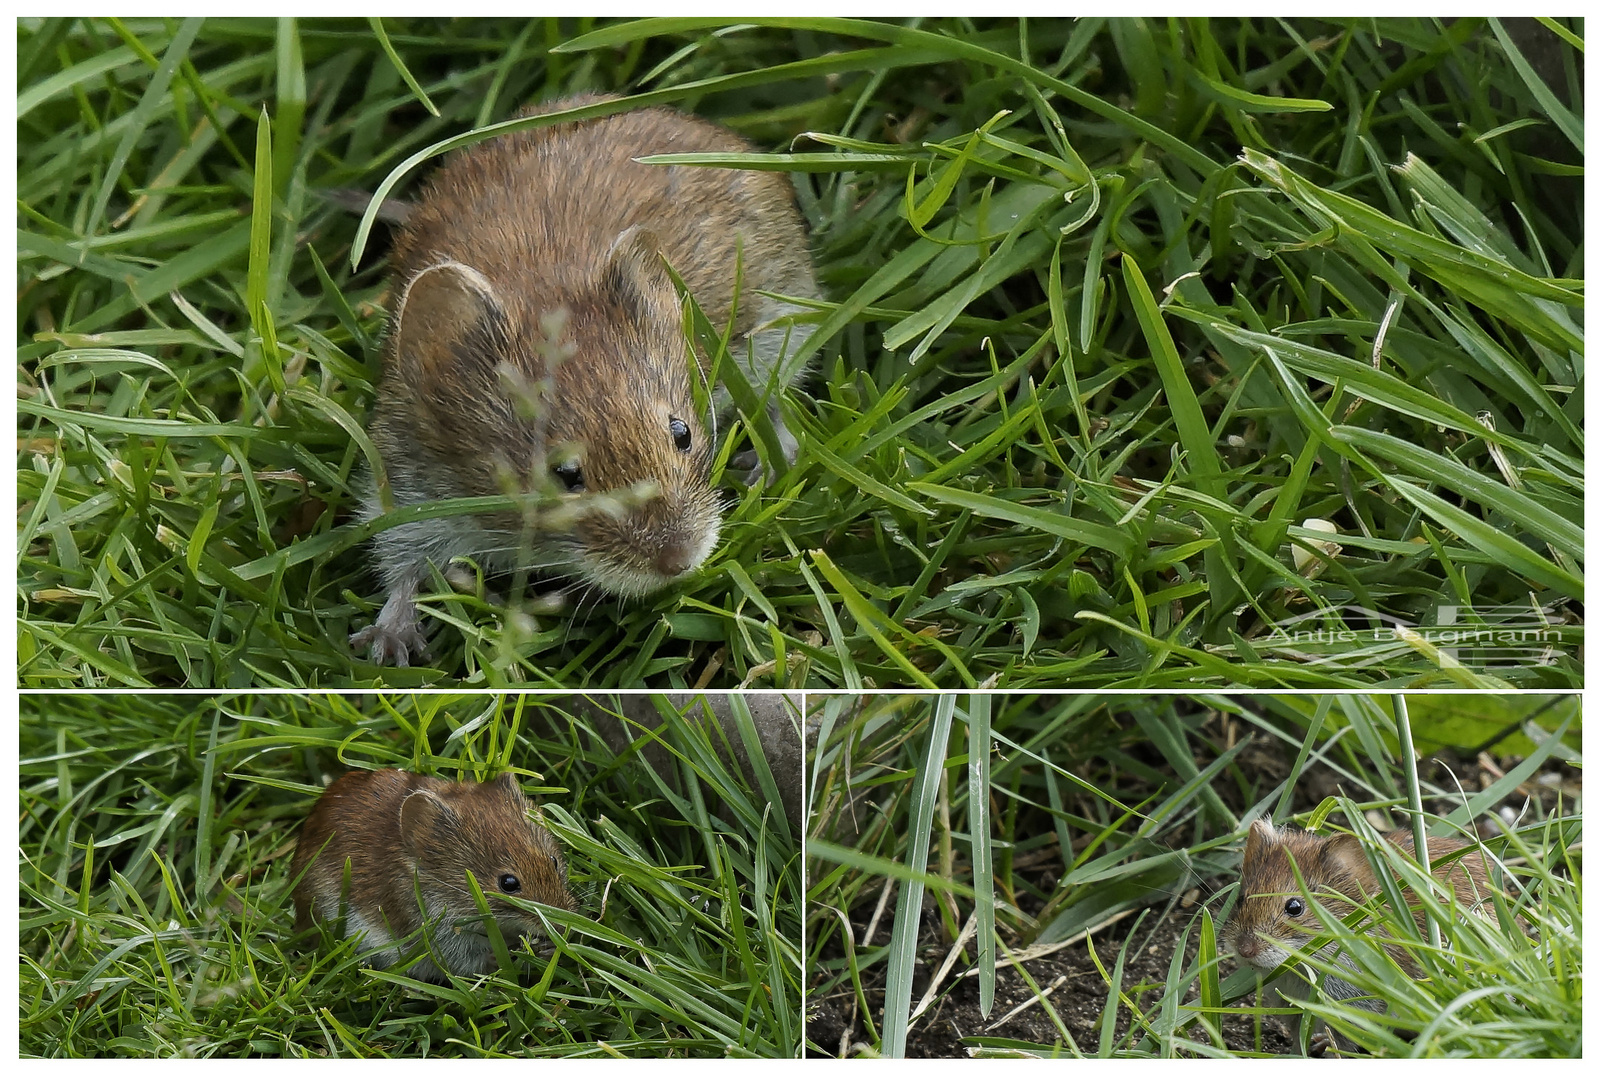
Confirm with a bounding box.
[290,768,420,931]
[392,94,814,339]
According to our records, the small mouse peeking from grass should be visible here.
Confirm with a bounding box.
[1221,817,1525,1056]
[348,93,820,666]
[291,768,574,982]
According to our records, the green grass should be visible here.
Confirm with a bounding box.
[20,692,803,1057]
[1208,797,1582,1058]
[17,17,1584,687]
[804,692,1581,1057]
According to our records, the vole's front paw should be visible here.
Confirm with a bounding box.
[731,403,801,486]
[1307,1031,1333,1058]
[731,449,773,487]
[350,622,428,667]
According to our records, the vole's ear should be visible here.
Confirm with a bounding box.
[393,260,502,378]
[1243,818,1274,863]
[602,226,677,324]
[490,772,530,810]
[1317,832,1368,882]
[399,789,460,856]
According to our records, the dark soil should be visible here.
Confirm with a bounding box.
[806,871,1298,1058]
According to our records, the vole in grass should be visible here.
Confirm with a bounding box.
[1222,818,1499,1052]
[290,768,574,982]
[349,93,820,666]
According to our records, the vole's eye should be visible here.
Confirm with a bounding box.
[498,873,521,893]
[552,461,585,492]
[550,855,561,871]
[1284,898,1305,918]
[669,416,692,452]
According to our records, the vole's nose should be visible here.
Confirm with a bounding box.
[652,541,697,577]
[1235,933,1259,960]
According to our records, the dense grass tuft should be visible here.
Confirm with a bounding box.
[20,692,802,1057]
[18,18,1584,687]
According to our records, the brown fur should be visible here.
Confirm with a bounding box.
[372,92,813,513]
[352,94,818,664]
[1223,818,1496,977]
[290,769,573,967]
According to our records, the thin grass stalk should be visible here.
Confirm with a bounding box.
[967,693,995,1017]
[880,695,955,1056]
[1392,693,1439,950]
[1272,695,1333,822]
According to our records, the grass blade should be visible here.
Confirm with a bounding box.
[881,696,956,1057]
[967,693,995,1018]
[1489,18,1582,152]
[369,16,440,117]
[83,19,201,239]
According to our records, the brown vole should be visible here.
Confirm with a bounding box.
[1223,818,1495,1015]
[349,93,820,666]
[290,768,574,982]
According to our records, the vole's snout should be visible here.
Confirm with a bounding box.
[632,513,716,581]
[574,478,722,597]
[651,537,699,577]
[1232,930,1260,961]
[573,510,719,599]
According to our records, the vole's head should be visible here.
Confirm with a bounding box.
[1224,818,1374,973]
[547,227,723,595]
[399,773,574,942]
[385,227,721,597]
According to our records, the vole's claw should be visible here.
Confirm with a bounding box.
[350,590,429,666]
[349,623,428,667]
[350,585,429,666]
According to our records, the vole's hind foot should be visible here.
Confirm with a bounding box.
[350,622,428,667]
[350,590,429,666]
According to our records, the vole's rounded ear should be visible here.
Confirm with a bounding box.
[399,789,460,855]
[602,225,676,322]
[1317,832,1367,877]
[1243,818,1274,858]
[490,772,530,808]
[393,260,503,378]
